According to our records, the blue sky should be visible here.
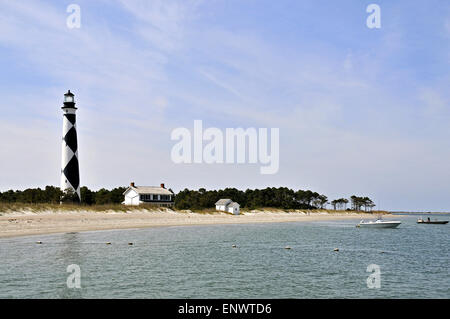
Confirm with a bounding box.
[0,0,449,211]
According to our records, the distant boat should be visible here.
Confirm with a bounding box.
[417,218,448,225]
[357,217,401,228]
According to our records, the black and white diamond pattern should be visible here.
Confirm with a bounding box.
[61,111,80,202]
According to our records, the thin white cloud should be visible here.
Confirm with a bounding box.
[199,69,243,99]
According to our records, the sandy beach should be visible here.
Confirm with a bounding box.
[0,209,391,239]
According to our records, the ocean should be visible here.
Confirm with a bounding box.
[0,214,448,298]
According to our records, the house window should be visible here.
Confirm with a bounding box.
[153,194,159,201]
[160,195,171,201]
[141,194,153,201]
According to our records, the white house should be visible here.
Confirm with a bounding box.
[123,182,174,207]
[215,199,240,215]
[215,198,232,211]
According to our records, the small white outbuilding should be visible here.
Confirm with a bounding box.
[215,199,240,215]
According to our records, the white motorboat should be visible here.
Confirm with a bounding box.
[356,218,401,228]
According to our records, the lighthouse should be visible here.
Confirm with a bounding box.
[60,90,80,202]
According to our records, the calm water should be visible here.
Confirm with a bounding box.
[0,214,448,298]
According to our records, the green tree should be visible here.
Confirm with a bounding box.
[61,188,80,203]
[81,186,95,205]
[94,188,111,205]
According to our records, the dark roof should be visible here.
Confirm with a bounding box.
[215,199,232,205]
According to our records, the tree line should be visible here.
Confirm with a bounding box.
[174,187,328,210]
[349,195,376,212]
[0,186,376,211]
[0,186,126,205]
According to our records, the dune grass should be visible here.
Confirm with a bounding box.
[0,202,389,215]
[244,207,388,214]
[0,202,162,214]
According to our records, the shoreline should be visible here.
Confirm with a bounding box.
[0,209,398,239]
